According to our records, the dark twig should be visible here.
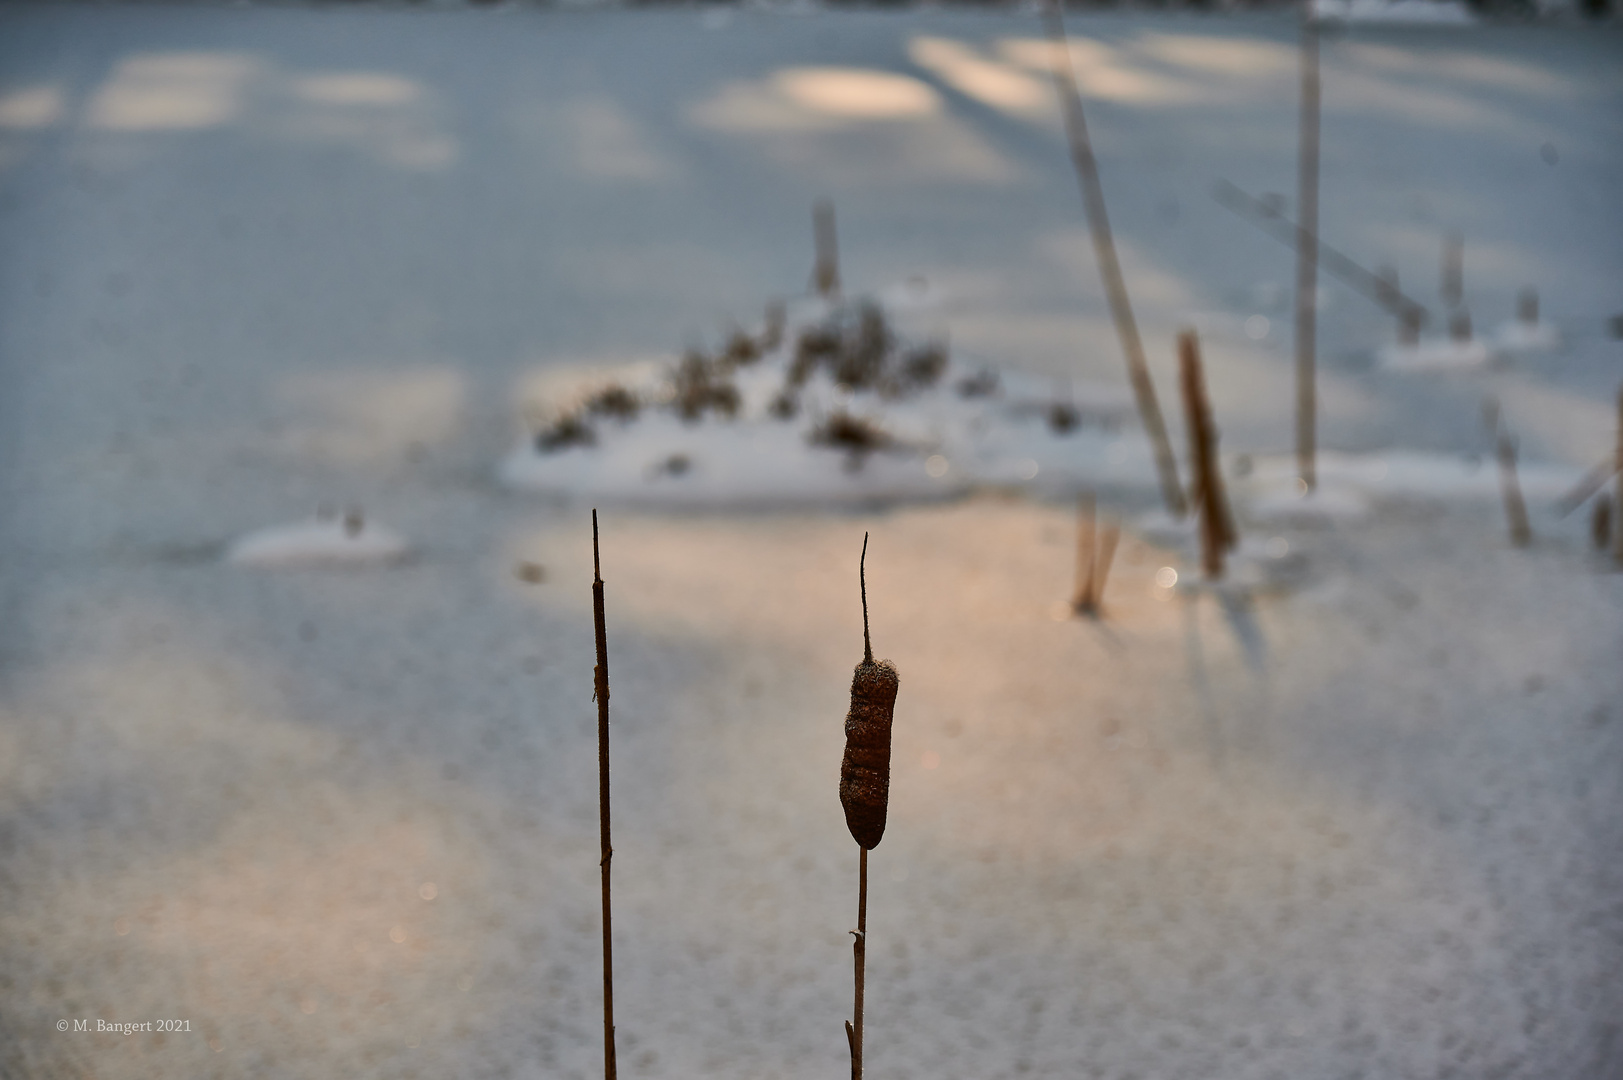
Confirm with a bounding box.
[590,510,617,1080]
[1039,0,1185,519]
[1294,11,1321,493]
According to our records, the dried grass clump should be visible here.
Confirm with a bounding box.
[789,325,842,388]
[670,350,741,423]
[830,302,891,391]
[784,302,947,404]
[722,329,762,367]
[899,343,948,392]
[536,412,596,453]
[809,410,892,458]
[585,383,641,421]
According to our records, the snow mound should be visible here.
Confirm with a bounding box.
[1377,337,1492,373]
[1492,320,1561,353]
[1311,0,1475,23]
[227,513,411,568]
[500,296,1154,509]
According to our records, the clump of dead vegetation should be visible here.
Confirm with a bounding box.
[671,349,742,423]
[809,409,895,471]
[536,411,596,452]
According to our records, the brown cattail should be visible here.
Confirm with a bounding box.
[840,534,898,851]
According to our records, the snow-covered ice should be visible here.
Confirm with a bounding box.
[1,6,1619,1080]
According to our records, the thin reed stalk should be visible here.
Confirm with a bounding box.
[814,200,841,299]
[1039,0,1185,519]
[1179,330,1237,579]
[590,510,617,1080]
[1294,10,1321,493]
[1495,436,1532,548]
[1072,494,1119,617]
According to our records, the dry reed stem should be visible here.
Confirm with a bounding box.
[1073,493,1096,613]
[814,200,841,299]
[590,510,617,1080]
[1213,181,1429,330]
[1294,11,1321,493]
[1179,331,1237,579]
[1071,495,1119,617]
[1039,0,1186,519]
[1091,521,1119,614]
[1495,436,1532,548]
[1442,232,1464,309]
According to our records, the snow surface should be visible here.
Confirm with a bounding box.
[1311,0,1476,23]
[1,6,1620,1080]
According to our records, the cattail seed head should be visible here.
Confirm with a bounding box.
[840,658,899,850]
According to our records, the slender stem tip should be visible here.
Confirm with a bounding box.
[592,508,602,584]
[860,533,872,665]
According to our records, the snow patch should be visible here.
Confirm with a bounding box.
[227,513,411,568]
[1377,337,1492,373]
[1492,320,1561,353]
[500,295,1153,509]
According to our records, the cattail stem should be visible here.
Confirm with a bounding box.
[1294,9,1321,493]
[591,510,617,1080]
[847,845,868,1080]
[1496,436,1532,548]
[1040,0,1185,520]
[814,200,841,299]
